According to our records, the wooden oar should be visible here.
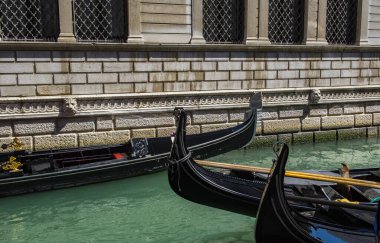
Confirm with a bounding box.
[195,159,380,190]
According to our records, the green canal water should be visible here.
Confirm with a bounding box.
[1,138,380,243]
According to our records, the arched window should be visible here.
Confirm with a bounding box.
[203,0,244,44]
[0,0,59,41]
[268,0,304,44]
[73,0,126,42]
[326,0,357,45]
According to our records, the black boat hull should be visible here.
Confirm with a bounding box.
[0,156,166,196]
[168,106,380,218]
[0,93,261,197]
[255,144,379,243]
[168,100,263,217]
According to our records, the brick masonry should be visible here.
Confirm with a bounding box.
[0,100,378,150]
[1,50,380,149]
[0,51,379,96]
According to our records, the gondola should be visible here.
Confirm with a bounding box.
[168,107,380,219]
[168,101,266,217]
[0,93,261,197]
[255,143,380,243]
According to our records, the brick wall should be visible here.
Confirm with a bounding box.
[0,107,245,151]
[1,51,380,97]
[0,49,380,150]
[253,102,380,147]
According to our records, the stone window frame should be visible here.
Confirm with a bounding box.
[0,0,60,42]
[0,0,370,46]
[192,0,369,46]
[305,0,369,46]
[268,0,306,45]
[57,0,143,43]
[202,0,245,44]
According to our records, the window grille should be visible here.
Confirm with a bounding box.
[326,0,357,45]
[268,0,304,44]
[203,0,244,44]
[0,0,59,41]
[73,0,126,42]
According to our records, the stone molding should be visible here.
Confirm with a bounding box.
[1,88,380,120]
[263,87,380,106]
[1,42,380,52]
[0,91,252,119]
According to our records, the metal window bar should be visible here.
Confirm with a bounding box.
[326,0,357,45]
[203,0,244,44]
[268,0,304,44]
[73,0,126,42]
[0,0,59,41]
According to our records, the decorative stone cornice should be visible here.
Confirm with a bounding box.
[0,91,253,120]
[0,42,380,53]
[262,86,380,106]
[1,87,380,120]
[310,89,322,104]
[62,98,78,116]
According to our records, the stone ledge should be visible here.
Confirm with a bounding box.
[79,131,130,147]
[249,135,278,148]
[278,134,292,144]
[0,137,32,151]
[263,119,301,134]
[0,91,254,120]
[1,87,380,120]
[314,130,337,143]
[34,134,77,150]
[337,128,367,140]
[0,42,379,53]
[293,132,314,144]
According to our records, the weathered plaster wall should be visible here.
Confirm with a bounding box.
[140,0,192,43]
[369,0,380,45]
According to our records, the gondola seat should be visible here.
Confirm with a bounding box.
[27,157,57,173]
[112,153,126,159]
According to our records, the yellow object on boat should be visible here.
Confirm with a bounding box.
[335,198,359,204]
[1,156,22,171]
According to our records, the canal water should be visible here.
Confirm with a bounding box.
[1,138,380,243]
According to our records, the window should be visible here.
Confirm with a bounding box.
[203,0,244,44]
[0,0,59,41]
[73,0,126,42]
[268,0,304,44]
[326,0,357,45]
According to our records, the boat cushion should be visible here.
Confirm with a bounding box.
[112,153,125,159]
[29,157,56,172]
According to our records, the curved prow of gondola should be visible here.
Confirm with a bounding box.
[168,93,267,216]
[255,143,319,243]
[169,92,261,162]
[169,107,189,165]
[255,144,380,243]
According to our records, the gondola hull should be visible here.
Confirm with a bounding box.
[168,105,380,219]
[168,100,264,216]
[255,144,379,243]
[0,93,260,197]
[0,155,167,197]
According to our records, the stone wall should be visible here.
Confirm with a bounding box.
[0,47,380,150]
[253,100,380,147]
[1,49,380,97]
[369,0,380,45]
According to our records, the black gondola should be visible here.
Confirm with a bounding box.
[255,143,380,243]
[168,100,266,217]
[0,93,261,197]
[168,106,380,219]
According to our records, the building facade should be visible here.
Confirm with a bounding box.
[0,0,380,150]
